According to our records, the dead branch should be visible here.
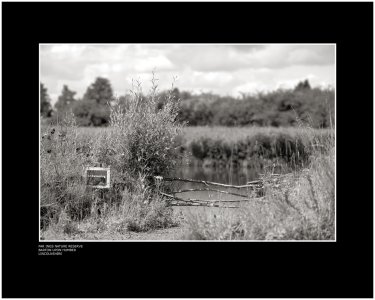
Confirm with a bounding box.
[170,188,253,198]
[246,180,263,185]
[157,176,261,189]
[168,202,239,208]
[159,192,265,203]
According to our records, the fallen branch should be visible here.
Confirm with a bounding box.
[246,180,263,185]
[170,188,254,198]
[159,192,265,203]
[168,202,239,208]
[258,173,282,177]
[157,176,261,189]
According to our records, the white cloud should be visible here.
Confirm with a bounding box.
[47,44,88,58]
[134,55,175,72]
[166,44,334,72]
[193,71,234,84]
[40,44,335,103]
[232,82,269,97]
[84,63,111,77]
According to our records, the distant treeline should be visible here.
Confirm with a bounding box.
[175,80,334,128]
[41,77,335,128]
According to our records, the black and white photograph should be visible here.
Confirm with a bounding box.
[3,2,373,298]
[39,44,336,241]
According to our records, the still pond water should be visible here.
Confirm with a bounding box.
[171,166,260,201]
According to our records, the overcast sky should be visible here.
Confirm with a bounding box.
[40,44,335,105]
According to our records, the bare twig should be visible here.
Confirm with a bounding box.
[158,176,261,189]
[170,188,252,198]
[246,180,263,185]
[159,192,265,203]
[168,202,239,208]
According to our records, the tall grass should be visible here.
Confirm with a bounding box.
[179,126,332,170]
[108,76,184,185]
[182,125,335,240]
[40,74,184,239]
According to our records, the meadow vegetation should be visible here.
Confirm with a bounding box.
[179,126,332,170]
[72,125,332,171]
[182,123,335,240]
[40,76,183,240]
[40,76,335,241]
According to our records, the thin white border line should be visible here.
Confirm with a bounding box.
[334,43,337,241]
[6,0,362,1]
[39,43,337,242]
[40,43,336,45]
[39,44,41,241]
[41,240,336,242]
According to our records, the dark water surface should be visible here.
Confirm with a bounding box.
[170,166,261,201]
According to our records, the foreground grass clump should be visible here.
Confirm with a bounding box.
[40,113,96,227]
[40,180,180,240]
[182,134,335,240]
[40,75,184,239]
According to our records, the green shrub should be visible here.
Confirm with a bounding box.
[40,74,184,238]
[107,76,184,185]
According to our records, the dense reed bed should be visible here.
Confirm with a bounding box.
[178,126,332,170]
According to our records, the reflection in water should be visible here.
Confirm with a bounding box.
[170,166,261,201]
[173,166,259,185]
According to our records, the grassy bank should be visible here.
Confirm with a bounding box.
[182,136,335,240]
[40,77,184,240]
[40,76,335,240]
[177,126,333,171]
[61,126,333,170]
[40,122,335,240]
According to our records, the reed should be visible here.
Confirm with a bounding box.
[182,125,335,240]
[40,74,184,239]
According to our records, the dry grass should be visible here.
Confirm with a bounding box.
[40,75,184,240]
[182,133,335,240]
[40,185,181,240]
[40,75,335,241]
[182,126,331,144]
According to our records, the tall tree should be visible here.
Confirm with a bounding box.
[55,85,76,115]
[83,77,113,105]
[295,79,311,91]
[74,77,113,126]
[40,83,52,117]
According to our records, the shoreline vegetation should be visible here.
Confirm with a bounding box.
[55,125,333,169]
[40,76,335,241]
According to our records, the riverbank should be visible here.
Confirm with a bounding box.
[178,126,333,169]
[40,124,334,241]
[67,125,333,169]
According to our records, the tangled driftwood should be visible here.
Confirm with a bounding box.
[155,176,265,208]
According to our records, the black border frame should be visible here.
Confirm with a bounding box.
[2,2,373,298]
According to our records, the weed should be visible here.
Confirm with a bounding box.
[183,129,335,240]
[40,74,184,239]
